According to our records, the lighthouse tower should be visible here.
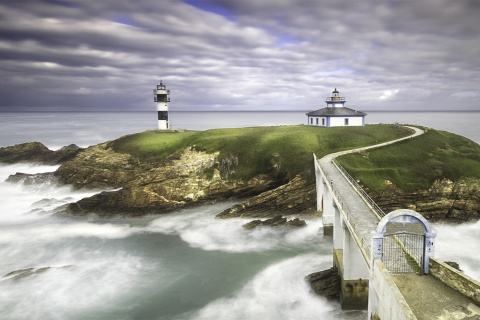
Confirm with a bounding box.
[326,88,346,108]
[153,80,170,130]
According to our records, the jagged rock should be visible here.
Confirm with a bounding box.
[444,261,462,271]
[0,142,82,164]
[6,172,57,185]
[305,267,341,300]
[242,215,307,229]
[61,146,285,216]
[3,265,75,280]
[55,142,140,189]
[216,174,316,218]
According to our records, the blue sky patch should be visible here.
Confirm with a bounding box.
[113,16,136,26]
[184,0,235,21]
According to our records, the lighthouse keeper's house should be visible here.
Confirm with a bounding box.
[306,88,366,127]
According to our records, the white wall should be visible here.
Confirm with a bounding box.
[343,230,370,279]
[308,116,327,127]
[308,116,364,127]
[156,102,168,111]
[329,116,364,127]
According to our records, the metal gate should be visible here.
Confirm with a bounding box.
[383,232,425,273]
[381,218,426,273]
[373,209,436,275]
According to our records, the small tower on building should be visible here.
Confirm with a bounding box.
[306,88,366,127]
[153,80,171,130]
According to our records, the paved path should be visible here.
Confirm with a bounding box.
[318,126,425,260]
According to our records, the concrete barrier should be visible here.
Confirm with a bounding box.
[369,259,416,320]
[429,258,480,305]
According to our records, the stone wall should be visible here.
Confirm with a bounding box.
[429,258,480,305]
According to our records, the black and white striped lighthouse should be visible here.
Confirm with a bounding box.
[153,80,170,130]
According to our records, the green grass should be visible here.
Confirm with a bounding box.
[336,129,480,192]
[110,124,412,182]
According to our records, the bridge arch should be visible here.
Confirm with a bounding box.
[372,209,436,274]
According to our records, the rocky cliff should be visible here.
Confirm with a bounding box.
[2,140,479,222]
[369,178,480,221]
[58,143,286,216]
[0,142,82,164]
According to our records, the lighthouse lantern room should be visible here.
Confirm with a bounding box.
[153,80,171,130]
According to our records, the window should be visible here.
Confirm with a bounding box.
[345,118,349,126]
[310,118,313,124]
[322,118,325,125]
[316,118,319,125]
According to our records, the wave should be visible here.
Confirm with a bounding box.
[432,220,480,280]
[184,253,366,320]
[146,205,327,253]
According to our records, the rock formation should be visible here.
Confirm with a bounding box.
[60,144,286,216]
[216,174,316,219]
[0,142,82,165]
[305,267,341,300]
[3,266,75,281]
[1,138,478,222]
[242,215,307,229]
[368,178,480,222]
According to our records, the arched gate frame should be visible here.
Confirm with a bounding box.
[371,209,436,274]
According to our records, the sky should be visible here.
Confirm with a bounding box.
[0,0,479,112]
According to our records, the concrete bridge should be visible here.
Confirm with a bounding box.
[314,126,480,319]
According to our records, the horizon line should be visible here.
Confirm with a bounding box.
[0,109,479,113]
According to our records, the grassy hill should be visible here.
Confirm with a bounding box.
[110,124,412,182]
[336,129,480,191]
[110,124,480,192]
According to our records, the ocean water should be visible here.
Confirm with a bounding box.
[0,111,479,320]
[0,111,479,149]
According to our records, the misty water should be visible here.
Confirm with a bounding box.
[0,111,479,319]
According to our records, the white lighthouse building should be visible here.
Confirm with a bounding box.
[153,80,171,130]
[306,88,366,127]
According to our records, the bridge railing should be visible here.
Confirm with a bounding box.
[332,160,386,219]
[319,162,373,260]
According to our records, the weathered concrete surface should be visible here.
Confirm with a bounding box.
[394,273,480,320]
[430,258,480,305]
[333,249,369,310]
[369,260,416,320]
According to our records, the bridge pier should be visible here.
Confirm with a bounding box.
[336,223,370,309]
[313,154,334,236]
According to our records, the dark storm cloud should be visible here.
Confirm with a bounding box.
[0,0,479,111]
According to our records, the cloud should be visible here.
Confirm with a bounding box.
[379,89,400,100]
[0,0,479,111]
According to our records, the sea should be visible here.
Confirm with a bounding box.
[0,111,479,320]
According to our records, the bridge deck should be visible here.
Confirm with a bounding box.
[393,274,480,319]
[320,155,379,260]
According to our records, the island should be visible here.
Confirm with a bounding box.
[1,124,479,223]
